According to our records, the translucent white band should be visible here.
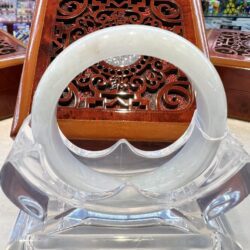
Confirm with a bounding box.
[31,25,227,193]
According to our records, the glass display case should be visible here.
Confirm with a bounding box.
[202,0,250,31]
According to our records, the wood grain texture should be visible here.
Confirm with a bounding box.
[59,119,190,142]
[11,0,207,142]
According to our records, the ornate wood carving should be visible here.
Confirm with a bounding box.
[0,38,17,56]
[59,58,193,111]
[12,0,208,141]
[207,29,250,122]
[208,29,250,64]
[49,0,193,112]
[0,30,26,63]
[214,31,250,57]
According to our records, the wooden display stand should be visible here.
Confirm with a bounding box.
[11,0,208,147]
[207,29,250,122]
[0,30,25,120]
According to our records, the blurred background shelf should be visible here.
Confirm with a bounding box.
[205,14,250,17]
[0,0,35,44]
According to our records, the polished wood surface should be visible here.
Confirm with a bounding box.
[12,0,207,142]
[0,30,25,120]
[207,29,250,121]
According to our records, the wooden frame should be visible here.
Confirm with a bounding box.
[11,0,208,142]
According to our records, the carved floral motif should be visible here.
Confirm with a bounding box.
[51,0,194,111]
[215,31,250,57]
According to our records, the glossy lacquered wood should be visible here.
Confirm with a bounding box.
[207,29,250,122]
[11,0,208,142]
[0,30,25,120]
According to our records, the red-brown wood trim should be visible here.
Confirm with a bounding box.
[11,0,48,137]
[190,0,209,57]
[58,119,190,142]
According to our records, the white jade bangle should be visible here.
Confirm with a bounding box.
[31,25,227,193]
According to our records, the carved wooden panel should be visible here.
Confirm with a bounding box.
[12,0,207,140]
[45,0,193,113]
[0,30,26,61]
[0,38,17,56]
[207,29,250,122]
[59,58,193,111]
[52,0,184,59]
[214,31,250,58]
[208,29,250,63]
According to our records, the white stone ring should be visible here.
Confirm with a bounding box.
[31,25,227,194]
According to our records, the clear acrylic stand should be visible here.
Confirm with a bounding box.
[1,25,250,250]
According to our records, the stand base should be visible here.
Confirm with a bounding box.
[7,211,241,250]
